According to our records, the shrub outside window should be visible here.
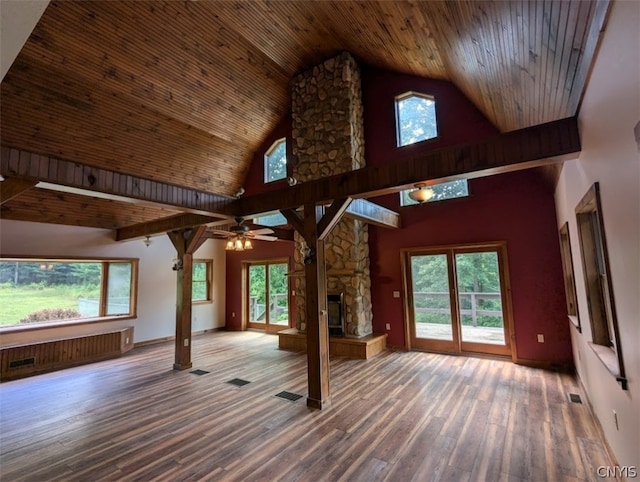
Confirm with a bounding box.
[400,179,469,206]
[264,138,287,183]
[0,259,138,329]
[395,92,438,147]
[192,260,212,303]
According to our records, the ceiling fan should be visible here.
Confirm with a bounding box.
[210,217,278,251]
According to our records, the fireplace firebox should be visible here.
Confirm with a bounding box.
[327,292,344,336]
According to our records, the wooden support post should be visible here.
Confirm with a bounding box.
[282,199,353,409]
[303,203,331,409]
[167,225,207,371]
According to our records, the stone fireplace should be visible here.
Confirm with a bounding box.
[291,52,373,338]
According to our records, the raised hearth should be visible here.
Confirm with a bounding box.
[277,329,387,360]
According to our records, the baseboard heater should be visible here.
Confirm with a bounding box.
[0,326,134,382]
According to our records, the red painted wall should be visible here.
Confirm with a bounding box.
[225,240,295,331]
[230,65,572,364]
[368,171,571,362]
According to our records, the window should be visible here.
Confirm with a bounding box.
[192,260,212,303]
[558,223,580,331]
[575,183,627,389]
[400,179,469,206]
[0,258,137,329]
[264,138,287,183]
[253,212,287,227]
[395,92,438,147]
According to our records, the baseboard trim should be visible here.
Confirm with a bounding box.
[133,327,224,348]
[514,357,575,373]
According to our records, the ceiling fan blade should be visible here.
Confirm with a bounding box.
[250,235,278,241]
[248,228,274,236]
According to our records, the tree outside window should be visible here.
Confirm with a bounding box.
[395,92,438,147]
[264,138,287,183]
[192,260,212,303]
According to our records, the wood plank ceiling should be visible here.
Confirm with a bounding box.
[1,0,603,231]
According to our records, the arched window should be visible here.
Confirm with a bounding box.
[264,138,287,183]
[395,92,438,147]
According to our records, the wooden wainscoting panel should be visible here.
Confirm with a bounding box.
[0,327,134,381]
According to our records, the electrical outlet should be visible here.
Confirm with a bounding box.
[613,410,619,430]
[184,338,189,347]
[537,334,545,343]
[385,323,391,330]
[393,291,400,298]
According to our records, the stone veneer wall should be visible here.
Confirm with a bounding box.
[290,52,373,338]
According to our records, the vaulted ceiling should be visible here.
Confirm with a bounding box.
[1,0,607,232]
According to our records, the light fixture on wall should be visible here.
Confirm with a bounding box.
[225,236,253,251]
[143,236,152,247]
[408,183,435,204]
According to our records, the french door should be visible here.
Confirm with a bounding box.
[246,260,290,333]
[403,243,514,357]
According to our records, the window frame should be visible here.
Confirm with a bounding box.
[575,183,627,389]
[558,222,581,331]
[395,91,438,148]
[0,257,138,333]
[399,179,470,207]
[192,259,213,304]
[263,137,288,184]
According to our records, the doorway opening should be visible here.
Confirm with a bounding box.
[245,259,290,333]
[403,242,514,358]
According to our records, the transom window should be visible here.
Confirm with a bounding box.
[400,179,469,206]
[253,212,287,227]
[264,138,287,183]
[0,258,137,329]
[192,260,213,303]
[395,92,438,147]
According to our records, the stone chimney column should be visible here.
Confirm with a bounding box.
[290,52,373,338]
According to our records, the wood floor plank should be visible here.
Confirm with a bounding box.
[0,331,614,482]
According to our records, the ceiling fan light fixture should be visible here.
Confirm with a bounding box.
[408,183,435,203]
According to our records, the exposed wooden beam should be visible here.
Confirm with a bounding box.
[237,117,580,217]
[280,209,305,240]
[344,199,401,229]
[0,178,37,205]
[167,226,207,371]
[0,147,238,216]
[301,203,331,409]
[317,198,352,240]
[116,213,226,241]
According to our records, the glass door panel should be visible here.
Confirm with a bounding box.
[268,263,289,327]
[454,252,506,346]
[410,254,454,342]
[248,265,266,325]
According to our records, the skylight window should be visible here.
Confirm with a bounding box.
[395,92,438,147]
[400,179,469,206]
[264,138,287,183]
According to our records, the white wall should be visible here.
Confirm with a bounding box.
[554,0,640,467]
[0,219,226,346]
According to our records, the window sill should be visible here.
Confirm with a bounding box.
[588,342,628,390]
[0,314,136,334]
[192,300,213,305]
[568,315,581,332]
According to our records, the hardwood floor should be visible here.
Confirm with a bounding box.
[0,331,613,481]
